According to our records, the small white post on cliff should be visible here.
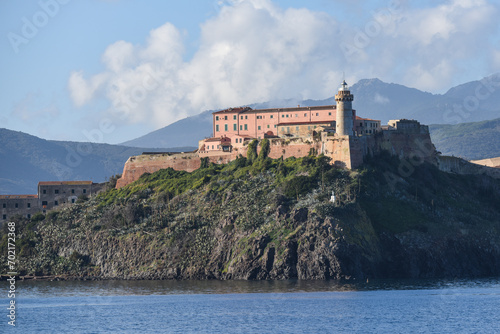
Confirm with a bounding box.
[330,191,336,204]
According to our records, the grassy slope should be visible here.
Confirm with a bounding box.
[429,118,500,160]
[2,148,500,279]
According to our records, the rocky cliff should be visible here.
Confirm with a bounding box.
[3,151,500,280]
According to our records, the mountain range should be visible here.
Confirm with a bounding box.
[122,73,500,148]
[0,128,194,195]
[2,74,500,195]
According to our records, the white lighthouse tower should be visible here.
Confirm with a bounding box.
[335,80,354,136]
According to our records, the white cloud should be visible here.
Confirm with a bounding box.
[68,71,108,107]
[68,0,500,130]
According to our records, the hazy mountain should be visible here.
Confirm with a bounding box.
[122,74,500,148]
[3,75,499,194]
[121,110,215,148]
[429,118,500,160]
[0,128,195,195]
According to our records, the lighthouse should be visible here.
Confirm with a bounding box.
[335,80,354,136]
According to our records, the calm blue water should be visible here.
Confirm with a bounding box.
[2,278,500,333]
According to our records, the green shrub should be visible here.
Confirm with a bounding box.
[283,176,316,199]
[31,212,45,222]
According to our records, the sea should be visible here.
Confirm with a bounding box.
[2,278,500,333]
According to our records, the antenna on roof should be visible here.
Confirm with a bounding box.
[342,71,345,82]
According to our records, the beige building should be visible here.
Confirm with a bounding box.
[0,195,39,221]
[0,181,103,223]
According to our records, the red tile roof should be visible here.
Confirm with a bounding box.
[204,137,222,142]
[0,195,38,199]
[38,181,93,186]
[355,116,380,122]
[213,107,252,114]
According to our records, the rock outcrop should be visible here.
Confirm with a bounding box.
[5,155,500,281]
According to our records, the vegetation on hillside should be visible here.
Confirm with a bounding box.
[1,151,500,279]
[429,118,500,159]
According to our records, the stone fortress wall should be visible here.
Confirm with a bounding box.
[115,80,446,189]
[116,126,439,189]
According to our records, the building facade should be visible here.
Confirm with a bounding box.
[38,181,98,211]
[0,195,39,221]
[203,81,381,153]
[0,181,103,223]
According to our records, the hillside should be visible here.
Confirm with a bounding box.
[429,118,500,160]
[122,74,500,151]
[3,151,500,280]
[0,128,195,195]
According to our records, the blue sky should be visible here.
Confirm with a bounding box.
[1,0,500,144]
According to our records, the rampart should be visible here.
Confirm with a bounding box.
[437,156,500,179]
[115,130,439,189]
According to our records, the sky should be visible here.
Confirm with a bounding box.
[1,0,500,144]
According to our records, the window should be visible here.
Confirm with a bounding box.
[258,126,261,130]
[244,124,248,130]
[286,114,289,118]
[216,124,219,132]
[72,189,75,194]
[2,215,6,220]
[274,125,277,128]
[72,198,76,203]
[54,201,59,206]
[15,203,18,208]
[286,127,290,133]
[233,115,237,120]
[241,116,243,119]
[267,125,270,128]
[295,114,298,118]
[296,126,299,131]
[270,115,273,119]
[308,126,311,130]
[316,113,319,116]
[83,189,87,194]
[2,203,5,208]
[55,189,59,194]
[27,214,31,219]
[245,116,248,120]
[224,116,228,120]
[329,112,332,116]
[216,116,219,121]
[240,125,243,130]
[224,124,228,131]
[282,115,285,118]
[42,201,48,206]
[43,189,46,194]
[233,124,237,131]
[304,113,307,117]
[27,203,31,208]
[212,145,214,149]
[240,138,243,143]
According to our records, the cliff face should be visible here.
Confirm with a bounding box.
[4,153,500,280]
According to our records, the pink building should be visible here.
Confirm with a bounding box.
[212,105,349,139]
[203,81,381,152]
